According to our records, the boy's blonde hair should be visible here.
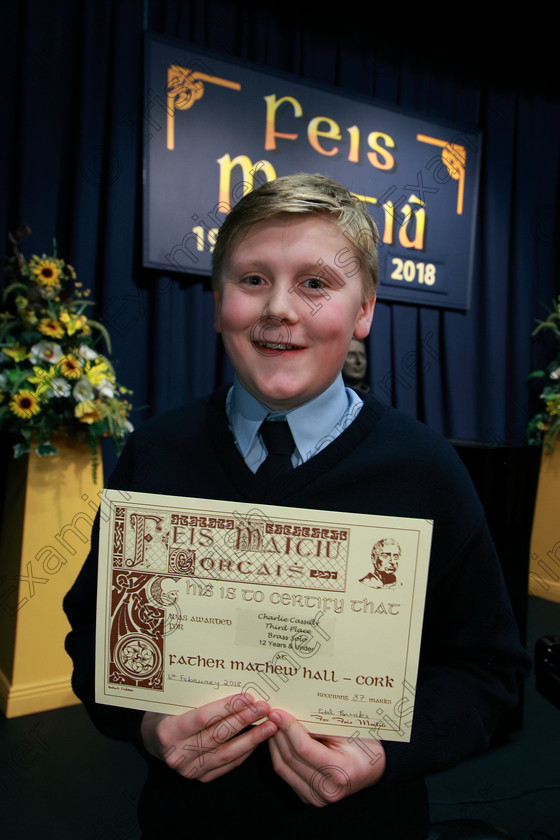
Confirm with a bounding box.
[211,172,378,299]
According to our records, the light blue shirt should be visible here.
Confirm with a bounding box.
[226,375,364,473]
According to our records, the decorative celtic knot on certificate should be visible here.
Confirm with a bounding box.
[108,572,165,690]
[114,635,162,681]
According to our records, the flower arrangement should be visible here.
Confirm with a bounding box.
[0,227,133,478]
[527,294,560,452]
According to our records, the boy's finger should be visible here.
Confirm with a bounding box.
[199,728,272,782]
[163,692,265,742]
[179,717,278,780]
[268,710,325,765]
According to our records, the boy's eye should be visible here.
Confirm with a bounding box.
[241,274,266,286]
[302,277,325,290]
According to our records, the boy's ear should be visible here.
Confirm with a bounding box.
[213,290,222,333]
[353,293,376,339]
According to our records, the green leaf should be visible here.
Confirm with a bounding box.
[73,300,97,314]
[2,282,29,301]
[20,329,42,345]
[86,319,112,354]
[36,441,58,457]
[13,442,31,458]
[0,319,25,341]
[9,369,37,390]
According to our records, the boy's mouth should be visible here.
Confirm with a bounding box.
[256,341,304,351]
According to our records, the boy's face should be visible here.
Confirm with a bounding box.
[214,214,375,411]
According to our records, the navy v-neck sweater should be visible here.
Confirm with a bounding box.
[64,387,530,838]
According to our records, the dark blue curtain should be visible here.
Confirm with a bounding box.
[1,0,559,476]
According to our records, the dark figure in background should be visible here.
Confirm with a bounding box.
[342,336,370,392]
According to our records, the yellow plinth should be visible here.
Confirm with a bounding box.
[529,446,560,603]
[0,437,102,717]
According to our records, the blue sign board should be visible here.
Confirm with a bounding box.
[143,34,481,310]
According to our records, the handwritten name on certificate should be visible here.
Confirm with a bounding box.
[95,490,432,740]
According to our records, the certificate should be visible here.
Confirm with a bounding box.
[95,490,432,741]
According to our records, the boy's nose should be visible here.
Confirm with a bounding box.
[263,285,299,322]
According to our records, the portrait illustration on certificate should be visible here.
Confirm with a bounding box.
[95,490,432,741]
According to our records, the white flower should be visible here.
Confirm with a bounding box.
[124,420,134,433]
[30,341,63,365]
[76,344,98,363]
[0,372,8,390]
[51,378,72,398]
[96,379,115,398]
[72,378,94,402]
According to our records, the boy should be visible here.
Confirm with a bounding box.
[64,173,529,839]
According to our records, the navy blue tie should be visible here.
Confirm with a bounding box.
[256,420,295,481]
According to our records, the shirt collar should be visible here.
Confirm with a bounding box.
[228,377,270,458]
[228,375,355,462]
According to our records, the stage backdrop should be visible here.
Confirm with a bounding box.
[144,34,481,311]
[1,0,559,480]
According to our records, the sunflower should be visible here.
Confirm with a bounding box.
[28,255,63,290]
[9,390,41,419]
[38,317,64,339]
[58,354,83,379]
[74,399,105,424]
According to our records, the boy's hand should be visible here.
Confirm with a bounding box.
[140,692,278,782]
[267,709,386,806]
